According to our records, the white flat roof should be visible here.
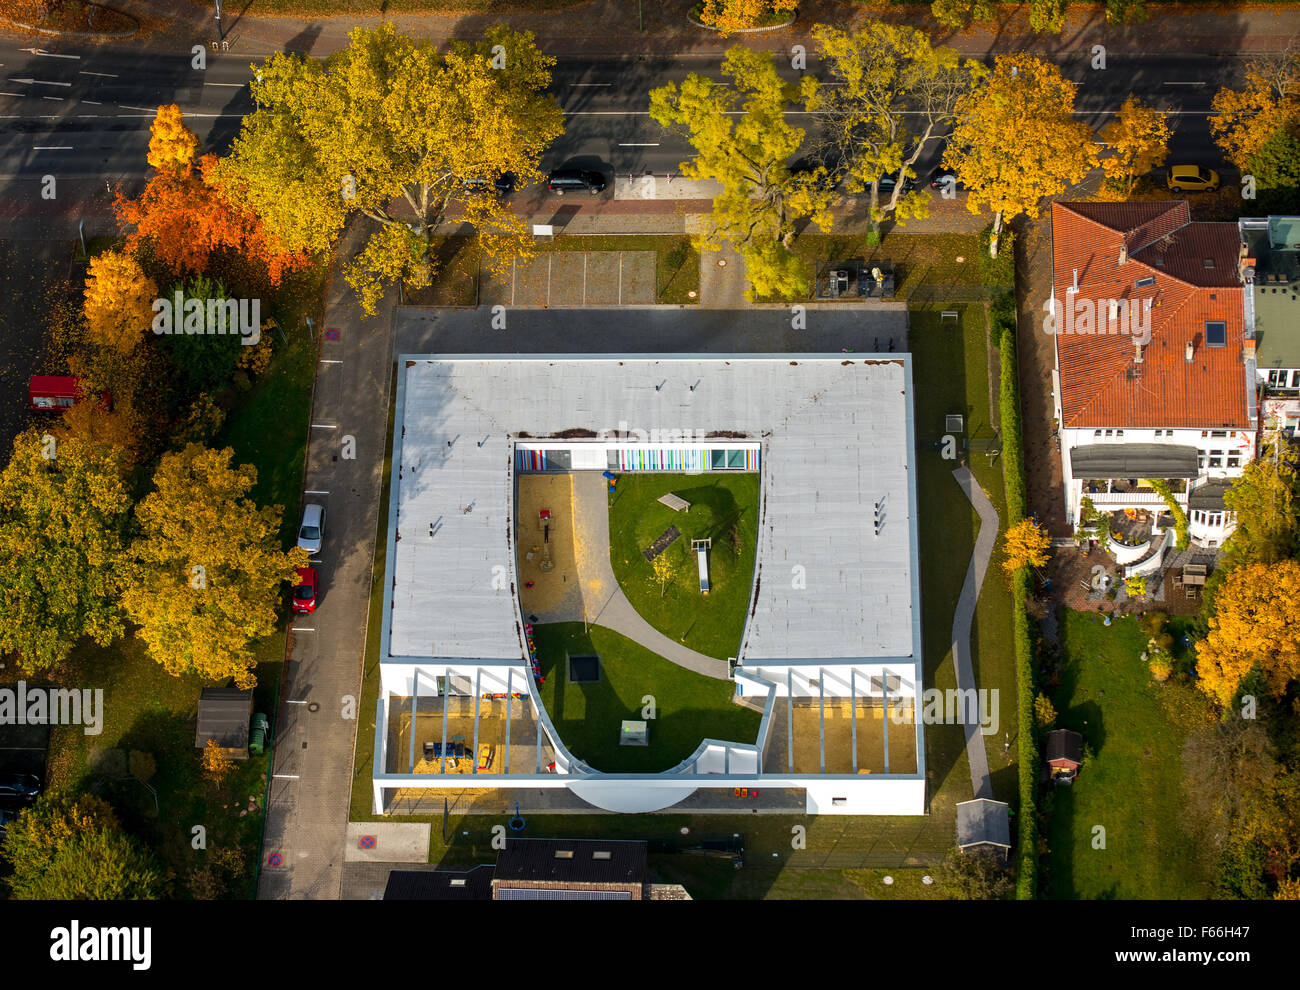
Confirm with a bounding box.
[384,355,919,663]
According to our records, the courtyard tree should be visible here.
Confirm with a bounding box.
[649,46,831,300]
[945,55,1098,258]
[216,23,564,314]
[1194,560,1300,708]
[1099,95,1172,199]
[807,23,984,232]
[651,550,684,598]
[121,444,307,688]
[697,0,798,35]
[0,793,166,900]
[1210,44,1300,172]
[1001,517,1051,576]
[0,428,130,671]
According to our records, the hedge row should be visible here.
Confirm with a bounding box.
[993,293,1039,899]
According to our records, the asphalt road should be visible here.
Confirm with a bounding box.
[0,41,1250,191]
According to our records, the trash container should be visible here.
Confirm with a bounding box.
[249,713,269,756]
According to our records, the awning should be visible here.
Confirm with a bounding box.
[1070,443,1199,480]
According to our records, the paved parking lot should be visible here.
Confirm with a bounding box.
[480,251,656,307]
[396,305,909,355]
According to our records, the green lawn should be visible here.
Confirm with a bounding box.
[607,472,759,660]
[33,260,326,899]
[532,623,760,773]
[909,302,1019,806]
[1043,610,1214,899]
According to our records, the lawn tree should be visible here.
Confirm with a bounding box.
[82,249,157,356]
[1099,95,1172,199]
[649,46,831,300]
[946,55,1099,258]
[697,0,798,36]
[1210,43,1300,172]
[1182,717,1284,856]
[1001,517,1051,576]
[201,739,235,784]
[651,550,684,599]
[0,429,131,671]
[1222,434,1300,567]
[807,23,985,233]
[217,23,564,315]
[934,845,1014,899]
[0,793,166,900]
[122,444,308,689]
[1033,693,1057,729]
[1194,560,1300,708]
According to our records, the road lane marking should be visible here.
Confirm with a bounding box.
[82,100,101,104]
[619,142,660,146]
[79,71,117,77]
[310,423,337,429]
[571,82,612,87]
[33,146,72,150]
[205,82,246,87]
[41,96,64,101]
[7,77,72,87]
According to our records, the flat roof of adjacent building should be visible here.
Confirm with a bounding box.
[385,355,919,665]
[494,838,647,886]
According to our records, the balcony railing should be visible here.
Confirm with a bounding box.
[1082,491,1173,507]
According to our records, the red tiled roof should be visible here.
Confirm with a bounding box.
[1051,202,1249,430]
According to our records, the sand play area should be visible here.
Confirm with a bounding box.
[516,473,618,623]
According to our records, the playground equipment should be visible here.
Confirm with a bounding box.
[602,470,618,494]
[538,509,554,572]
[691,538,712,594]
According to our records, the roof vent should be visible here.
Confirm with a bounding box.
[1118,244,1128,266]
[1134,339,1144,364]
[1186,341,1195,362]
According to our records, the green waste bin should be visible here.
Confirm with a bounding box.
[249,713,269,756]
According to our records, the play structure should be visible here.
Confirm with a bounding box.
[692,538,712,594]
[524,624,544,682]
[602,470,618,494]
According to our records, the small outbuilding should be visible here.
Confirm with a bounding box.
[955,798,1011,861]
[1045,728,1084,784]
[196,688,254,760]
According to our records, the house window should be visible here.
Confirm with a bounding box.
[1094,429,1103,437]
[1136,276,1156,288]
[1228,452,1241,468]
[832,797,848,807]
[592,851,612,861]
[1270,369,1285,387]
[1198,450,1207,469]
[1203,258,1216,269]
[1210,431,1228,438]
[1116,430,1124,437]
[1205,321,1227,347]
[554,850,575,860]
[1209,450,1224,468]
[1291,370,1300,389]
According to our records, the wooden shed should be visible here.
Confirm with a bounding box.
[196,688,254,760]
[1045,729,1084,784]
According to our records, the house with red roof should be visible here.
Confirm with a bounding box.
[1050,201,1257,568]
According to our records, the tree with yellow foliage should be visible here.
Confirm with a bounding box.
[82,249,157,355]
[945,55,1098,258]
[0,428,131,671]
[146,103,200,174]
[650,550,684,599]
[1001,518,1051,576]
[1210,45,1300,172]
[697,0,798,36]
[650,46,830,300]
[1195,560,1300,709]
[122,444,308,688]
[217,23,564,315]
[201,739,235,785]
[1099,95,1172,199]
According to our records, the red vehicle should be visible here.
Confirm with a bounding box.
[28,376,111,412]
[291,567,318,614]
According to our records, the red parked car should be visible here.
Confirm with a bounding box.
[291,567,318,614]
[28,375,111,412]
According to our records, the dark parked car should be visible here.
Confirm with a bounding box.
[0,773,41,803]
[877,171,916,195]
[463,172,516,197]
[547,168,607,195]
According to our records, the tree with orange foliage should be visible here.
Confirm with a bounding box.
[116,108,309,286]
[697,0,798,36]
[1001,518,1051,576]
[1195,560,1300,708]
[82,249,156,355]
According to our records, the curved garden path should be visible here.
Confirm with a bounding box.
[527,472,730,680]
[952,466,998,799]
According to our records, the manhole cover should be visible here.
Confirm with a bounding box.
[308,702,320,713]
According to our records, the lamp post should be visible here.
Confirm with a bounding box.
[215,0,222,41]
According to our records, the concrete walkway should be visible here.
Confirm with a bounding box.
[951,466,999,801]
[530,472,730,680]
[695,237,750,309]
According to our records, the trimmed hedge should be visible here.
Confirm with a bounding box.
[993,292,1039,899]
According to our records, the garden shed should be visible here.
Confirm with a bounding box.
[1045,729,1084,784]
[196,688,254,760]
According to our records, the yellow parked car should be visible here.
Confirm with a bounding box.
[1167,164,1220,192]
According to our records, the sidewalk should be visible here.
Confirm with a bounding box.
[84,0,1300,59]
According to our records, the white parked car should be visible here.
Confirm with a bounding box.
[298,503,325,554]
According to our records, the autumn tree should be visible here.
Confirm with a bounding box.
[0,428,130,671]
[697,0,797,36]
[147,103,199,173]
[1033,693,1057,729]
[1099,95,1171,199]
[1001,518,1051,575]
[116,109,309,288]
[1195,560,1300,708]
[945,55,1098,257]
[651,550,684,598]
[82,249,157,355]
[201,739,235,784]
[217,23,564,314]
[1182,717,1283,855]
[808,23,984,232]
[934,845,1013,899]
[1222,434,1300,567]
[0,793,166,900]
[1210,44,1300,172]
[121,444,308,688]
[650,46,830,300]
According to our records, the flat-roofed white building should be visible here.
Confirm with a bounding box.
[373,354,926,815]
